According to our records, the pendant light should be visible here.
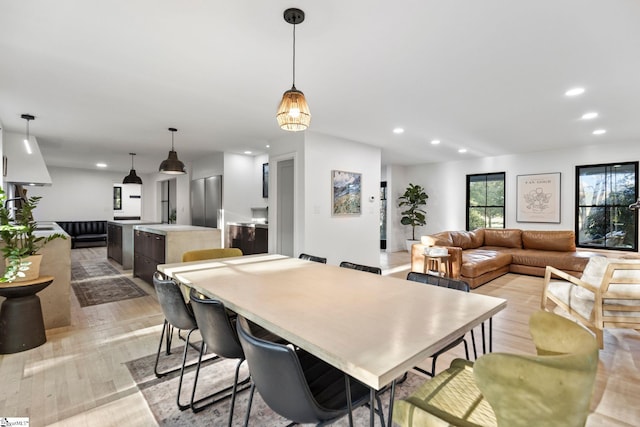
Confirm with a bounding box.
[159,127,186,174]
[123,153,143,184]
[21,114,35,154]
[276,8,311,131]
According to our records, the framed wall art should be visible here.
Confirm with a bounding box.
[516,172,561,223]
[332,170,361,216]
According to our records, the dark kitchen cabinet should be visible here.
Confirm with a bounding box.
[107,223,123,265]
[226,224,268,255]
[133,229,166,285]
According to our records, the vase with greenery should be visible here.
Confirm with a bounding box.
[0,188,66,282]
[398,183,429,248]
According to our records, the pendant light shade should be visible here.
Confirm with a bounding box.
[159,127,186,175]
[277,8,310,131]
[123,153,143,184]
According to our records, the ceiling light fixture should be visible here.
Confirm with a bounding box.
[592,129,607,135]
[431,139,441,145]
[276,8,310,132]
[458,148,467,153]
[581,112,598,120]
[159,127,186,174]
[565,87,585,97]
[123,153,143,184]
[21,114,35,155]
[96,163,107,168]
[393,128,404,134]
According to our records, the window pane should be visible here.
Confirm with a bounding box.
[468,207,487,230]
[469,180,486,206]
[486,208,504,228]
[486,177,505,206]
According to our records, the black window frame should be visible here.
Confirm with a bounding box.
[466,172,506,231]
[575,162,638,251]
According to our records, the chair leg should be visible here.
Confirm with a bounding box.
[176,328,197,410]
[243,382,256,427]
[470,329,478,359]
[463,338,470,360]
[190,354,251,413]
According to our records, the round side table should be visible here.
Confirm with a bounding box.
[0,275,54,354]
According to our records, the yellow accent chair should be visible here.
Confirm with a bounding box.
[182,248,243,262]
[393,310,599,427]
[542,256,640,348]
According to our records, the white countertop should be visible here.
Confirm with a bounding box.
[133,224,220,235]
[108,220,159,226]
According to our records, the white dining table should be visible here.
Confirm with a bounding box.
[158,254,507,425]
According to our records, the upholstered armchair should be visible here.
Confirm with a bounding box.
[542,256,640,348]
[393,311,599,427]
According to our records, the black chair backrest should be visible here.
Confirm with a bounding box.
[189,288,244,359]
[153,271,197,330]
[406,271,470,292]
[339,261,382,275]
[298,253,327,264]
[236,316,328,423]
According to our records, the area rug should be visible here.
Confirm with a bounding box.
[71,261,147,307]
[126,343,425,426]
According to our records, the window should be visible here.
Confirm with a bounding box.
[467,172,505,230]
[576,162,638,251]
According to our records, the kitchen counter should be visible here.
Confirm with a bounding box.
[1,222,72,329]
[226,222,269,229]
[133,224,219,235]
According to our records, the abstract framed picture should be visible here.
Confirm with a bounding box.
[332,170,361,216]
[516,172,561,223]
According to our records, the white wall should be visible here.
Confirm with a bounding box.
[384,164,410,252]
[27,166,126,221]
[401,140,640,245]
[113,183,142,218]
[303,133,381,267]
[223,152,268,225]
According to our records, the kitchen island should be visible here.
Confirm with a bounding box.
[107,220,159,269]
[133,224,221,284]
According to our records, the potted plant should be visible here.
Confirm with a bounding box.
[0,188,66,282]
[398,183,429,252]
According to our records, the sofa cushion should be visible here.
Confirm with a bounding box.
[510,249,591,272]
[483,229,522,249]
[422,231,454,247]
[461,249,512,278]
[522,230,576,252]
[450,229,485,249]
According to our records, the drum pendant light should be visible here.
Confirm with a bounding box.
[276,8,311,131]
[159,127,186,174]
[123,153,143,184]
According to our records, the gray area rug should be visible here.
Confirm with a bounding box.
[71,261,147,307]
[126,343,425,426]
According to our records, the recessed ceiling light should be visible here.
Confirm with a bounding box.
[430,139,441,145]
[244,151,252,155]
[565,87,585,97]
[592,129,607,135]
[458,148,467,153]
[266,144,270,148]
[581,112,598,120]
[393,128,404,134]
[96,163,107,168]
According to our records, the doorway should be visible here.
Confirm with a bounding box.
[380,181,387,249]
[277,159,294,256]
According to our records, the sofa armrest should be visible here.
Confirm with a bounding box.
[446,246,462,279]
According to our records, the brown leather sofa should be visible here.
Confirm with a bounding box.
[411,228,598,288]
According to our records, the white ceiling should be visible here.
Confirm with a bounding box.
[1,0,640,175]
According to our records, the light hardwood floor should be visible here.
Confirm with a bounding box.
[0,248,638,426]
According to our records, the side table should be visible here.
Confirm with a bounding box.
[423,254,451,278]
[0,275,54,354]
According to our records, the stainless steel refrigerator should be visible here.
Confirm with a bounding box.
[191,175,222,228]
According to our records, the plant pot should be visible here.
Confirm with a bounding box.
[7,254,43,282]
[406,239,419,253]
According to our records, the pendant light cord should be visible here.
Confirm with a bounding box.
[292,23,296,88]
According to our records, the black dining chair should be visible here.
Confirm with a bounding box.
[153,271,217,410]
[406,271,477,376]
[236,315,379,427]
[339,261,382,275]
[298,253,328,264]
